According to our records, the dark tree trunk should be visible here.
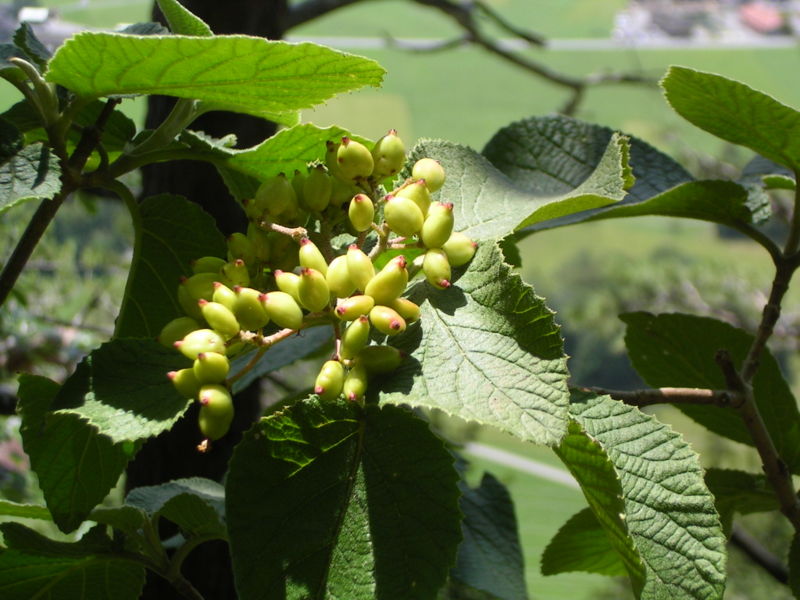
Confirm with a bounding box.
[127,2,289,598]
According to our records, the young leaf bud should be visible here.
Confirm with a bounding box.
[371,129,406,180]
[297,267,331,312]
[335,294,376,321]
[442,232,477,267]
[412,158,446,193]
[193,352,230,384]
[357,344,404,374]
[396,179,432,216]
[158,316,201,348]
[191,256,226,275]
[343,363,368,402]
[340,315,371,360]
[346,245,375,291]
[199,299,241,340]
[197,384,234,441]
[364,255,408,305]
[260,291,304,330]
[314,360,345,401]
[383,194,424,238]
[298,237,328,276]
[420,202,455,249]
[302,164,333,212]
[168,368,201,399]
[348,193,375,232]
[335,137,374,182]
[232,286,270,331]
[175,329,226,360]
[423,248,452,290]
[389,297,421,323]
[369,305,407,336]
[227,232,256,266]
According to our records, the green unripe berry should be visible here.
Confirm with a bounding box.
[325,140,346,182]
[343,363,368,402]
[298,237,328,276]
[335,294,375,321]
[329,178,361,208]
[346,245,375,291]
[168,368,201,399]
[389,297,421,323]
[158,316,201,348]
[442,232,477,267]
[291,169,306,208]
[423,248,452,290]
[198,384,234,441]
[232,286,270,331]
[357,345,404,374]
[191,256,226,275]
[221,259,250,287]
[364,255,408,305]
[297,267,331,312]
[396,179,432,216]
[227,232,256,266]
[340,316,371,360]
[326,255,356,298]
[421,202,455,249]
[302,164,333,212]
[334,137,374,182]
[371,129,406,180]
[193,352,230,384]
[212,281,236,311]
[255,173,297,218]
[178,284,203,320]
[412,158,446,193]
[247,223,271,263]
[181,272,218,303]
[269,234,299,272]
[384,194,424,238]
[199,299,240,340]
[348,193,375,232]
[260,291,304,330]
[369,305,407,336]
[315,360,345,401]
[274,269,302,303]
[175,329,226,360]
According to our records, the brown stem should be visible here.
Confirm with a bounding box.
[730,523,789,585]
[581,386,742,408]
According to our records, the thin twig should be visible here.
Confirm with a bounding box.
[580,386,742,408]
[730,523,789,585]
[284,0,371,30]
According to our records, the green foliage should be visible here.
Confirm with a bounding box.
[0,143,61,213]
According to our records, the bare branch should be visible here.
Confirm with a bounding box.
[730,523,789,585]
[284,0,372,30]
[579,386,742,408]
[473,0,546,47]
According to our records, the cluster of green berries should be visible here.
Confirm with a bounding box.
[157,130,477,450]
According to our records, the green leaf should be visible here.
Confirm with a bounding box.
[410,135,626,242]
[226,399,461,600]
[541,507,627,577]
[452,472,528,600]
[790,533,800,599]
[621,312,800,472]
[741,154,795,193]
[378,241,569,446]
[12,24,50,70]
[156,0,213,36]
[554,420,644,587]
[126,477,226,539]
[88,505,146,535]
[115,194,226,338]
[0,500,51,521]
[0,524,144,599]
[226,123,352,182]
[17,373,134,533]
[52,339,193,443]
[566,391,727,599]
[0,117,23,162]
[663,66,800,173]
[230,325,333,394]
[704,468,778,535]
[46,33,385,125]
[0,143,61,214]
[118,22,171,36]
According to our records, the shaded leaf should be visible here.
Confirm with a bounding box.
[0,117,22,162]
[0,143,61,214]
[621,312,800,473]
[12,23,50,70]
[378,241,569,446]
[704,468,778,535]
[226,399,461,600]
[790,533,800,599]
[0,500,51,521]
[118,22,171,36]
[541,507,626,577]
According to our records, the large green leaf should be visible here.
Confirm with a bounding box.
[541,507,627,577]
[621,312,800,472]
[0,143,61,214]
[663,66,800,173]
[126,477,226,539]
[451,472,528,600]
[565,391,727,599]
[46,33,385,125]
[704,468,778,535]
[0,524,144,599]
[115,194,226,338]
[226,399,461,600]
[408,136,627,242]
[17,374,133,532]
[378,241,569,446]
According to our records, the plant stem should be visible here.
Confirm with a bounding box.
[580,386,742,408]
